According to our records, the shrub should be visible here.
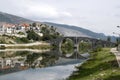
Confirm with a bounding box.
[17,32,25,35]
[93,45,102,52]
[15,37,29,43]
[20,37,29,43]
[27,30,41,41]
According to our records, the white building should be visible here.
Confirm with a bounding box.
[0,23,43,37]
[0,24,15,35]
[0,56,26,69]
[0,23,30,36]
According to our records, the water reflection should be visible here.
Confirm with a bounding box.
[0,50,86,75]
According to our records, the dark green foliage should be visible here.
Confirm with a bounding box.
[51,44,58,50]
[93,45,102,52]
[116,38,120,44]
[15,51,30,57]
[20,37,29,43]
[26,53,40,67]
[27,30,41,41]
[42,34,52,41]
[107,36,111,42]
[17,32,25,35]
[41,27,49,34]
[42,34,60,41]
[32,22,37,27]
[41,26,61,41]
[15,37,29,43]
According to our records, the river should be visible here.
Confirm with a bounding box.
[0,50,88,80]
[0,62,86,80]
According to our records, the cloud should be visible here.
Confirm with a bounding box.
[0,63,79,80]
[0,0,120,35]
[61,12,72,17]
[14,0,72,21]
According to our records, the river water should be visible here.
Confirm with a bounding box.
[0,50,88,80]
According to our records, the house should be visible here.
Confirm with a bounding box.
[0,23,30,36]
[0,23,43,37]
[15,23,30,33]
[0,23,15,35]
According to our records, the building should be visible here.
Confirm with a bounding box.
[0,23,30,36]
[0,23,43,37]
[0,24,15,35]
[0,56,27,69]
[15,23,30,33]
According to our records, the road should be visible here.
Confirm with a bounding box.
[111,48,120,67]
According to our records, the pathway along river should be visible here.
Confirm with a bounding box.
[0,49,88,80]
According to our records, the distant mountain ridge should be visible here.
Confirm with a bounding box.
[0,11,116,42]
[44,22,116,42]
[0,12,33,24]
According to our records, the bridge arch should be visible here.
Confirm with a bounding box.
[78,39,92,54]
[59,38,75,57]
[49,37,116,59]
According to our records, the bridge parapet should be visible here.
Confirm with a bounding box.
[47,36,116,59]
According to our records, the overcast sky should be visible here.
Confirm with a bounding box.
[0,0,120,36]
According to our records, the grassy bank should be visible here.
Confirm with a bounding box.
[68,48,120,80]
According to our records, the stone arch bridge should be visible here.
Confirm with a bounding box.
[47,37,116,59]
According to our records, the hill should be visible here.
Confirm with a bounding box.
[44,22,116,42]
[0,11,116,42]
[0,12,33,24]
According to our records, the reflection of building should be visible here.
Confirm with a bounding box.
[32,56,43,68]
[0,56,26,70]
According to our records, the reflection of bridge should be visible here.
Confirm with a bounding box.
[48,37,116,59]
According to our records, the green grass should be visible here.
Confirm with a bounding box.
[68,48,120,80]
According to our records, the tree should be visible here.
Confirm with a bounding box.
[32,23,37,27]
[116,38,120,44]
[107,36,111,42]
[42,34,52,41]
[27,30,41,41]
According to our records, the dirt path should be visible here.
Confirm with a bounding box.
[0,41,50,47]
[111,48,120,67]
[0,49,50,53]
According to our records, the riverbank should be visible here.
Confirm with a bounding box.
[68,48,120,80]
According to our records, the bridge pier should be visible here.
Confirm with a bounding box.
[48,37,116,59]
